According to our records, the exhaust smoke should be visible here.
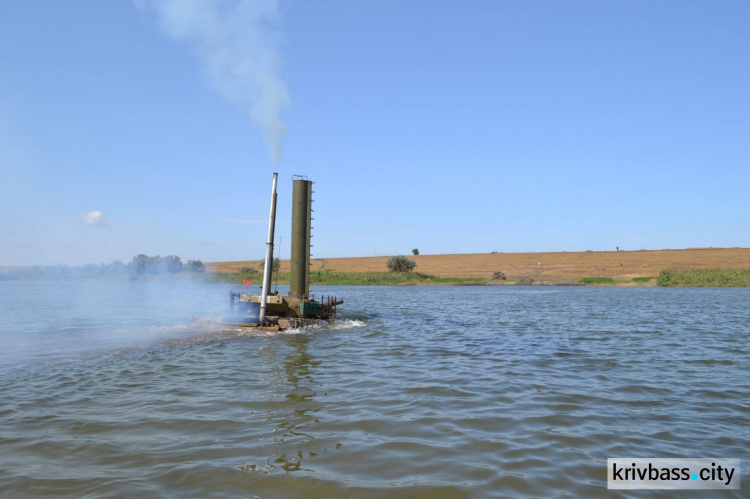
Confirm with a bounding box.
[137,0,290,163]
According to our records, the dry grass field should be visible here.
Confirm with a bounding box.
[207,247,750,284]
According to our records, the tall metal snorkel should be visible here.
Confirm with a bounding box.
[289,176,312,299]
[259,172,278,325]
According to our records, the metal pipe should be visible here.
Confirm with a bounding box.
[259,172,278,324]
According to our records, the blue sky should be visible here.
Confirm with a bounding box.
[1,1,749,266]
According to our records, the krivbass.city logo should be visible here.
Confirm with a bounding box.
[607,458,740,490]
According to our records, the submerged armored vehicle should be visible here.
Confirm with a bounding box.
[221,173,343,331]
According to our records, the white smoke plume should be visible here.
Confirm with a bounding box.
[81,211,105,227]
[137,0,290,163]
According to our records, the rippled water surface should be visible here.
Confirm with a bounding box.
[0,282,747,497]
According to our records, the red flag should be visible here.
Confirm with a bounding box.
[242,280,251,286]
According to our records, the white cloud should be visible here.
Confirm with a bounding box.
[81,211,105,227]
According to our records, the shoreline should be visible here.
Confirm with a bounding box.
[2,248,748,287]
[207,247,750,287]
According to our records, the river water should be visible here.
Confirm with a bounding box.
[0,282,747,497]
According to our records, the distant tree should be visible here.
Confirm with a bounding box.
[258,257,281,273]
[130,254,155,276]
[387,255,416,272]
[161,255,184,274]
[101,260,126,274]
[616,246,620,252]
[186,260,205,273]
[78,264,100,276]
[412,248,419,255]
[129,254,184,276]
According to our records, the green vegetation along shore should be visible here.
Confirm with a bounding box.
[4,251,750,287]
[657,268,750,287]
[152,268,750,287]
[216,270,485,286]
[579,277,656,285]
[6,267,750,287]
